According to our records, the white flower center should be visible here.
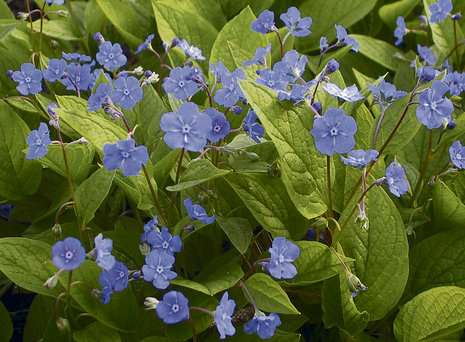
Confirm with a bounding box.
[330,128,338,136]
[65,250,74,260]
[172,304,179,312]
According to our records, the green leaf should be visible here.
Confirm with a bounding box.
[0,2,14,19]
[228,40,264,81]
[216,216,253,254]
[0,101,42,200]
[23,295,55,342]
[338,186,409,321]
[350,34,403,71]
[394,286,465,342]
[39,144,95,184]
[0,300,12,342]
[104,230,145,267]
[32,18,80,41]
[433,180,465,229]
[239,80,328,219]
[226,173,308,239]
[73,321,121,342]
[75,168,115,227]
[279,241,353,287]
[404,228,465,303]
[0,238,64,297]
[379,0,421,27]
[60,261,139,332]
[244,273,300,315]
[177,0,227,31]
[210,6,267,72]
[153,148,181,188]
[228,329,301,342]
[322,272,370,336]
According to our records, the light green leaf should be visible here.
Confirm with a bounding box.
[379,0,421,27]
[239,80,328,219]
[226,173,308,239]
[177,0,227,31]
[244,273,300,315]
[0,2,14,19]
[0,300,12,342]
[394,286,465,342]
[0,101,42,200]
[228,40,264,81]
[32,18,80,41]
[216,216,253,254]
[73,321,121,342]
[338,186,409,321]
[351,34,403,71]
[433,180,465,228]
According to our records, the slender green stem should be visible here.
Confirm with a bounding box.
[38,3,46,53]
[329,246,350,274]
[142,165,168,226]
[168,149,185,228]
[327,156,333,218]
[429,144,448,182]
[453,19,460,67]
[26,0,36,54]
[409,129,433,206]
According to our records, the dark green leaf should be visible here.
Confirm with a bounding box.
[216,216,253,254]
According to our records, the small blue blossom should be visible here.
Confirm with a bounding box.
[367,79,407,108]
[280,6,312,37]
[321,83,365,103]
[214,68,246,107]
[135,34,155,54]
[141,215,159,243]
[98,272,113,304]
[183,198,216,224]
[418,45,437,65]
[204,107,230,143]
[160,102,212,152]
[443,59,452,73]
[320,37,329,51]
[255,67,288,92]
[251,10,275,35]
[0,205,13,220]
[214,292,236,339]
[178,39,206,60]
[305,228,316,240]
[340,149,379,168]
[324,59,340,75]
[450,140,465,169]
[266,237,300,279]
[96,41,127,71]
[87,83,111,112]
[417,66,439,82]
[394,16,407,46]
[110,76,143,110]
[11,63,42,95]
[163,67,201,100]
[243,44,272,67]
[244,312,281,339]
[429,0,453,23]
[102,139,149,176]
[43,58,67,82]
[147,226,182,256]
[94,233,116,271]
[52,237,86,271]
[273,49,308,82]
[443,71,465,96]
[93,32,104,43]
[335,25,359,52]
[310,108,358,156]
[384,162,409,197]
[278,81,313,103]
[61,63,92,91]
[142,250,177,290]
[210,61,229,82]
[62,52,92,63]
[26,122,52,160]
[416,80,454,129]
[243,109,264,143]
[45,0,64,5]
[105,261,129,292]
[156,290,190,324]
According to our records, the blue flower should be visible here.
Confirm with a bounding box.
[178,39,206,60]
[243,109,264,143]
[142,250,177,290]
[255,67,288,92]
[385,162,409,197]
[135,34,155,54]
[251,10,275,35]
[183,198,216,224]
[278,82,313,103]
[89,68,112,91]
[429,0,453,23]
[43,58,67,82]
[320,37,329,51]
[98,272,113,304]
[160,102,212,152]
[163,67,201,100]
[243,44,272,67]
[110,76,143,110]
[52,237,86,271]
[61,63,92,91]
[273,49,308,82]
[214,292,236,339]
[340,149,379,168]
[310,108,357,156]
[417,66,439,82]
[214,68,246,107]
[335,25,359,52]
[280,6,312,37]
[394,16,407,46]
[210,61,230,82]
[324,59,340,75]
[141,215,159,243]
[102,139,149,176]
[204,108,230,143]
[367,79,407,108]
[244,312,281,339]
[45,0,64,5]
[156,290,190,324]
[450,140,465,169]
[26,122,52,160]
[11,63,42,95]
[0,204,13,220]
[96,41,127,71]
[321,83,365,103]
[416,80,454,129]
[87,83,111,112]
[105,261,129,292]
[418,45,437,65]
[94,233,116,271]
[147,226,182,255]
[62,52,92,63]
[266,237,300,279]
[443,71,465,96]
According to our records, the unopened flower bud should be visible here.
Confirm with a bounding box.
[17,12,29,20]
[6,70,13,77]
[324,59,339,75]
[51,40,59,48]
[44,273,60,289]
[266,160,281,177]
[133,271,141,279]
[139,242,151,256]
[57,10,68,17]
[134,66,144,75]
[52,223,62,239]
[232,106,243,114]
[305,228,316,239]
[47,103,59,119]
[418,66,437,82]
[447,120,456,129]
[184,61,193,67]
[162,42,169,51]
[93,32,104,43]
[171,37,180,48]
[452,13,462,20]
[56,318,71,334]
[144,297,159,310]
[147,72,160,84]
[312,101,322,113]
[182,225,195,232]
[145,70,153,77]
[345,272,367,297]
